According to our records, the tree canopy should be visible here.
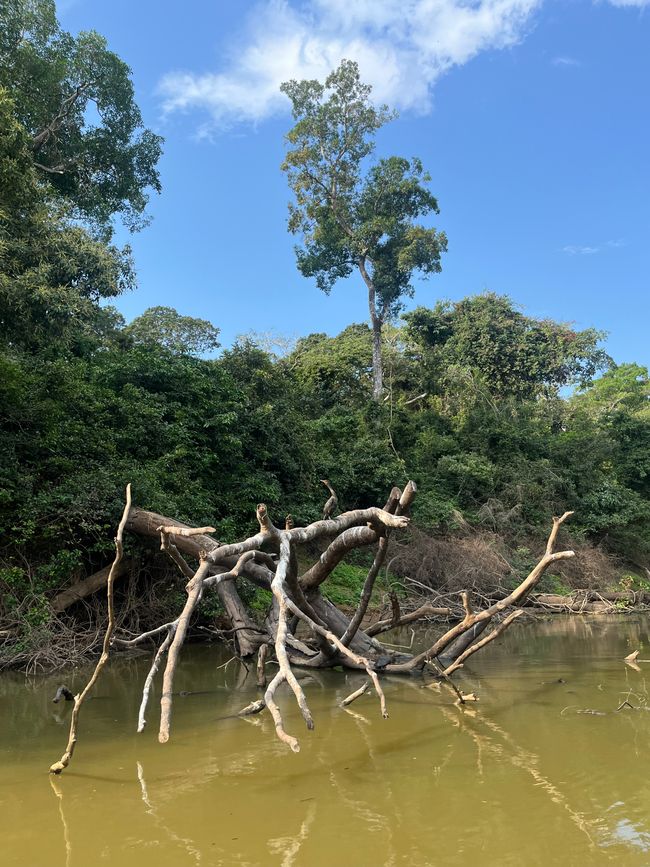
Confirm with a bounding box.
[0,25,648,672]
[281,59,447,400]
[0,87,135,355]
[0,0,162,236]
[125,306,221,356]
[404,293,611,399]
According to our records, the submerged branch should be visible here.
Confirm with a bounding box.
[49,484,132,774]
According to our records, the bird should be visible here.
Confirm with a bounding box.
[320,479,338,520]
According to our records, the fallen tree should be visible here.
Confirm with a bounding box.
[50,481,576,772]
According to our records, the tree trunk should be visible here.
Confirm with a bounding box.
[357,256,384,401]
[51,561,130,612]
[371,315,383,401]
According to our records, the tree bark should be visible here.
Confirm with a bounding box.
[49,485,132,774]
[358,256,384,401]
[371,315,383,401]
[51,562,130,612]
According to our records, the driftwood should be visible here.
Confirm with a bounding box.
[49,485,132,774]
[49,481,577,766]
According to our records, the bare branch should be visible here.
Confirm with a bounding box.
[158,559,210,743]
[442,610,523,677]
[365,602,452,637]
[257,644,269,689]
[49,484,132,774]
[264,534,314,751]
[51,561,130,612]
[340,680,370,708]
[157,525,217,537]
[138,625,177,732]
[546,511,574,555]
[160,531,195,581]
[341,483,416,646]
[388,513,575,673]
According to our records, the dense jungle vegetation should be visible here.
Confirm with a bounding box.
[1,0,649,668]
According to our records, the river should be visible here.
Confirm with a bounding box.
[1,615,650,866]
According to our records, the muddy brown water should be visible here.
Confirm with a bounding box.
[2,616,650,866]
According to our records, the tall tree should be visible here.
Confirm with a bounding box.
[0,0,162,236]
[281,60,446,400]
[125,306,221,356]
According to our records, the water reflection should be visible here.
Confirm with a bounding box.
[136,762,203,864]
[2,617,650,865]
[267,801,316,866]
[49,777,71,867]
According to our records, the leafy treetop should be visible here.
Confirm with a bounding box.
[125,307,221,357]
[404,293,611,399]
[0,0,162,236]
[281,59,446,399]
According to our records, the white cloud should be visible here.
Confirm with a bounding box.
[562,245,600,255]
[158,0,648,130]
[551,56,581,66]
[158,0,542,126]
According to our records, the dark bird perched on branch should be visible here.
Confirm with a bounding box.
[320,479,338,520]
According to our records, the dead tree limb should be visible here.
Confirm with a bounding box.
[258,518,314,751]
[157,551,256,743]
[159,530,195,581]
[106,489,579,755]
[158,559,210,743]
[340,680,370,707]
[341,482,416,647]
[281,596,389,720]
[386,511,575,673]
[442,610,523,677]
[138,625,177,732]
[366,602,452,637]
[256,643,269,689]
[49,484,132,774]
[50,561,130,612]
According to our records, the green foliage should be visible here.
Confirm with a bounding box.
[281,59,446,315]
[289,324,373,406]
[0,18,648,657]
[323,563,370,607]
[125,306,221,356]
[576,363,649,419]
[619,573,650,593]
[537,573,572,596]
[405,293,610,399]
[0,0,162,235]
[281,60,446,396]
[0,88,135,356]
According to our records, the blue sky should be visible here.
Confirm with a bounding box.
[61,0,649,367]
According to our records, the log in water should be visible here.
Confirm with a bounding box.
[1,615,650,865]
